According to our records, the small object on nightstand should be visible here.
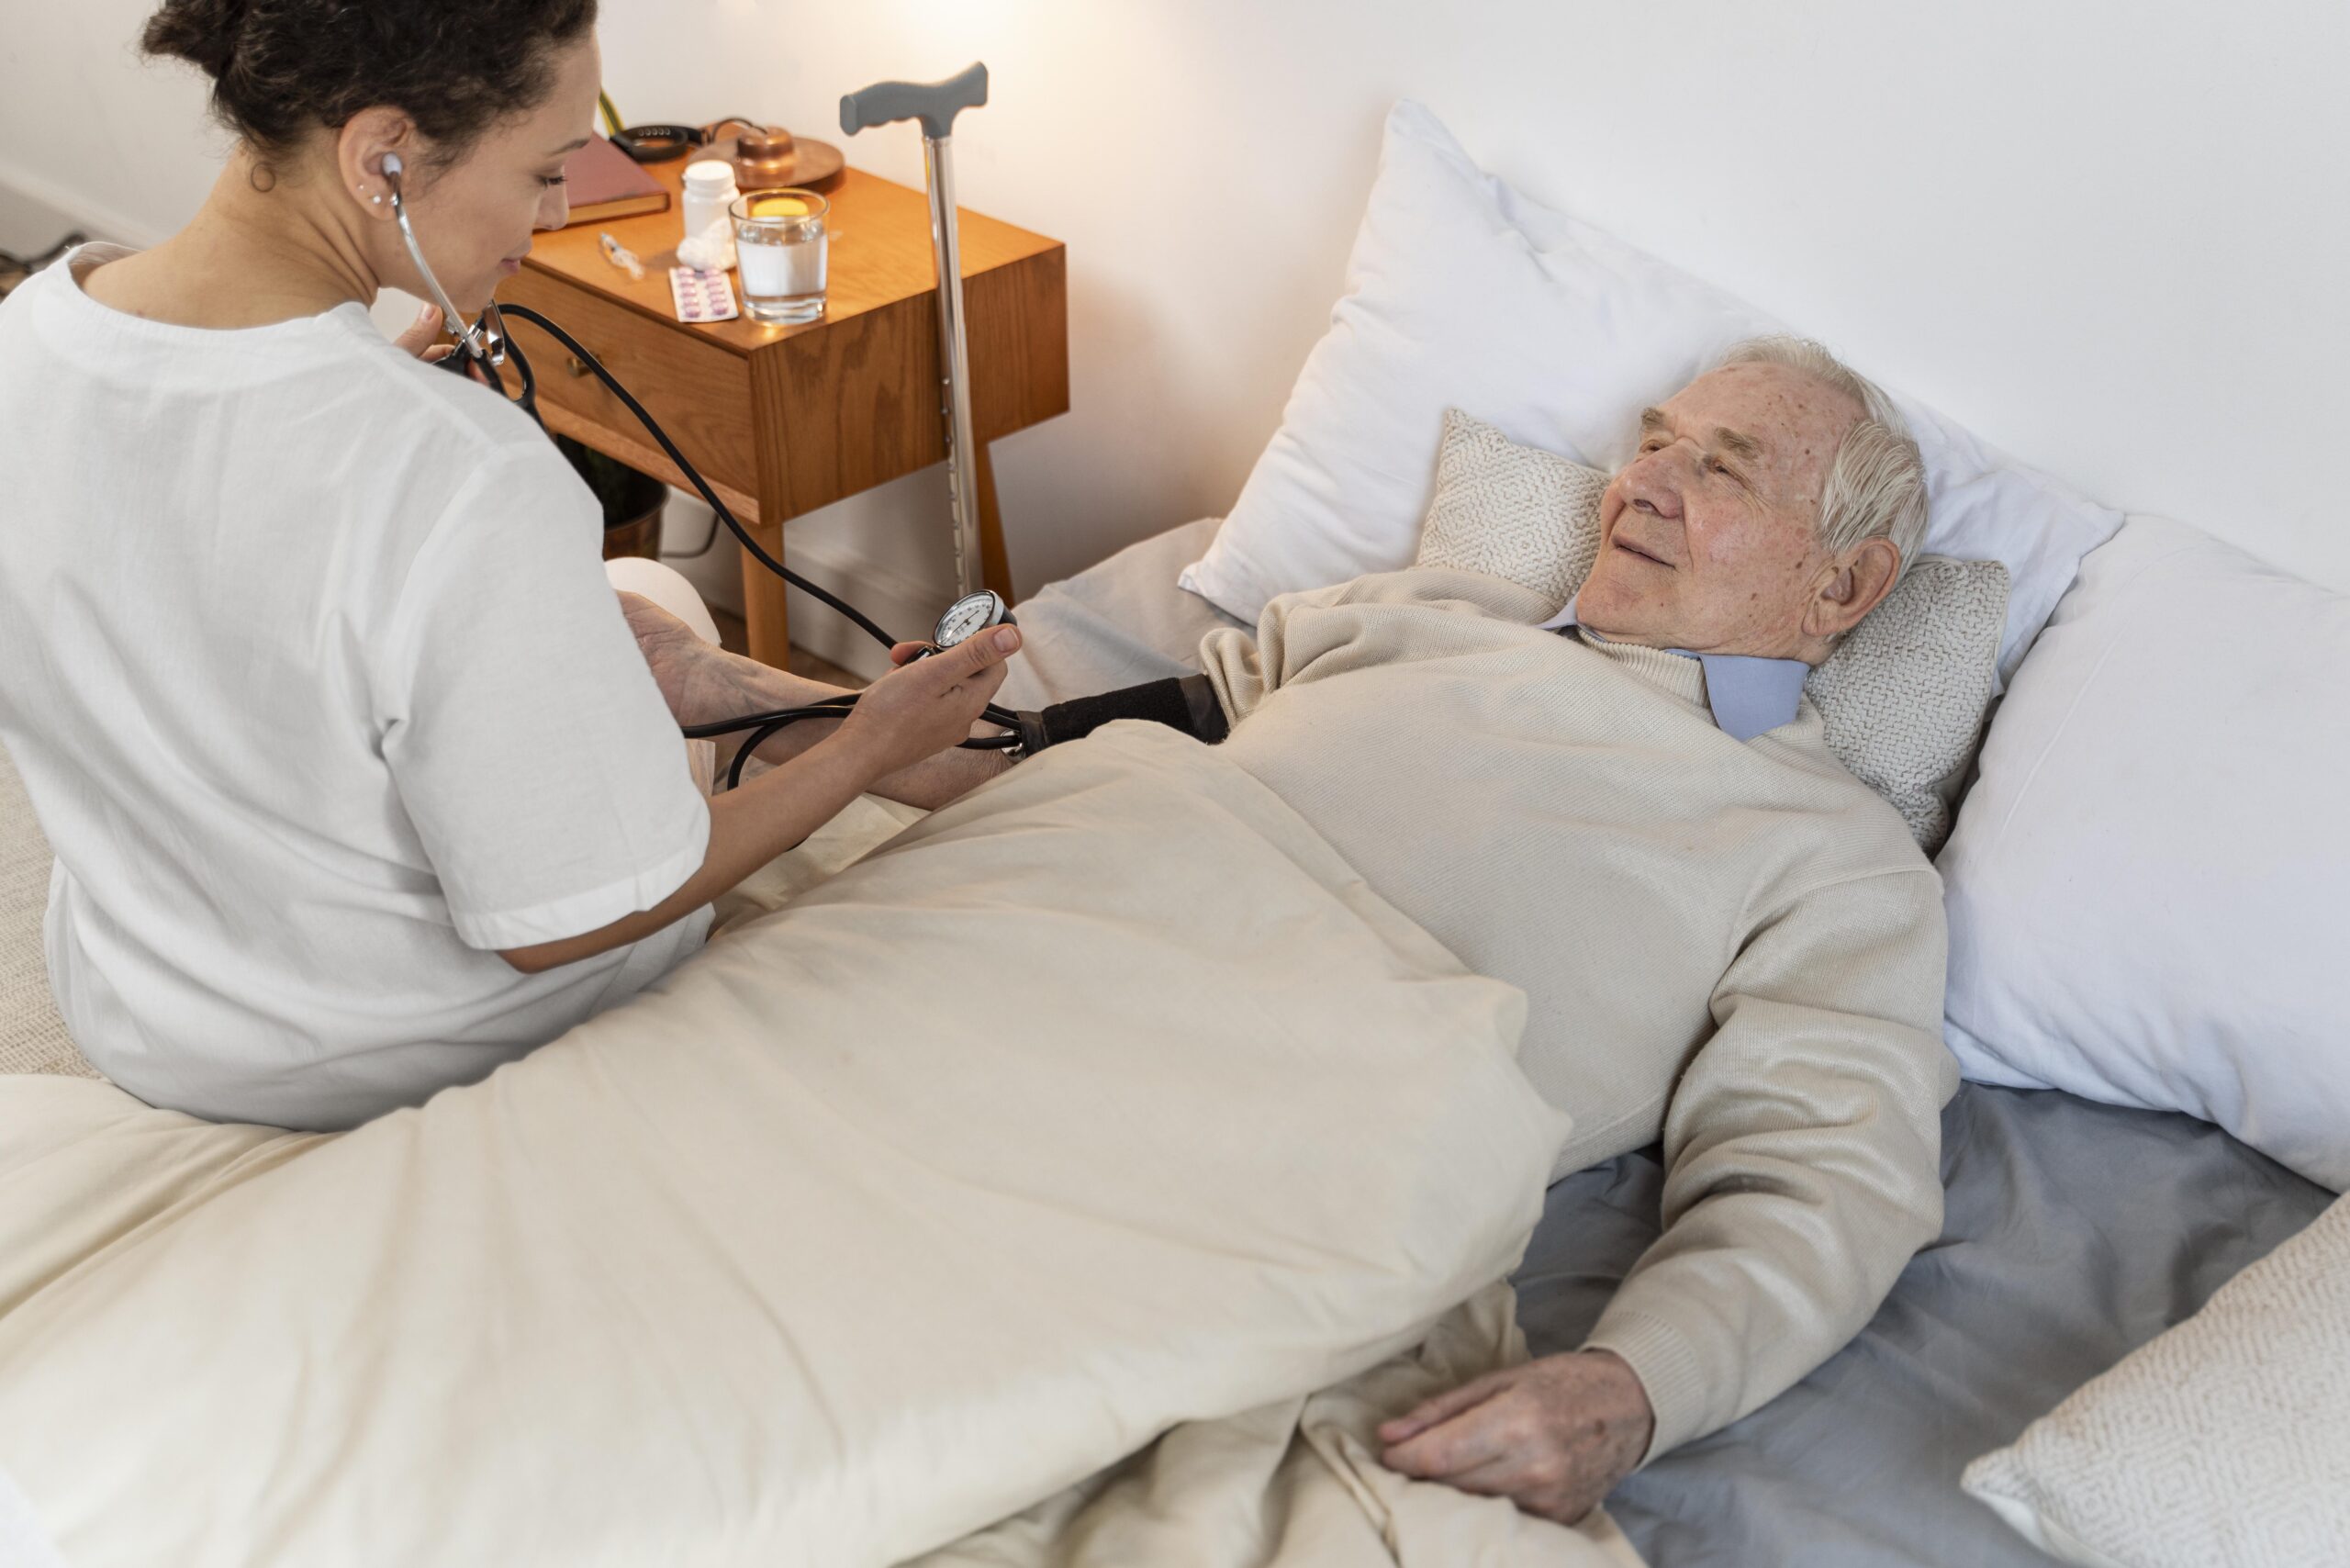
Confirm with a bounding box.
[714,122,845,192]
[597,230,645,280]
[679,161,742,258]
[557,134,669,226]
[731,189,827,324]
[666,265,739,323]
[675,214,735,273]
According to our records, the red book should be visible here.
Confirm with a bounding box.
[559,134,669,227]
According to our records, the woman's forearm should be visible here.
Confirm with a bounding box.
[705,649,1013,810]
[494,732,880,974]
[515,610,1024,976]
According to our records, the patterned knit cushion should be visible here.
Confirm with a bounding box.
[1416,409,2009,851]
[1416,409,1609,610]
[0,744,93,1079]
[1806,559,2009,849]
[1963,1194,2350,1567]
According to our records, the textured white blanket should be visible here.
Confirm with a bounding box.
[0,726,1624,1567]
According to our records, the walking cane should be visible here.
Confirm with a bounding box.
[840,62,992,599]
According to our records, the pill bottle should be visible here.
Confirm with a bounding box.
[680,161,741,259]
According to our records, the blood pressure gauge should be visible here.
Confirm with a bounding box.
[914,589,1013,658]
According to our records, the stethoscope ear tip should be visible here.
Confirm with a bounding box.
[382,160,504,369]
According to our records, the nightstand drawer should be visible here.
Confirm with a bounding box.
[498,268,759,498]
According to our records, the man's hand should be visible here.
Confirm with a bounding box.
[1377,1349,1655,1526]
[616,590,734,725]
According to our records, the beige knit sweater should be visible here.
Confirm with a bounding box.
[1197,566,1958,1462]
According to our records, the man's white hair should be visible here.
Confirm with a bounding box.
[1717,336,1929,577]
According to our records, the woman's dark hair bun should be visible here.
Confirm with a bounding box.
[140,0,599,164]
[139,0,251,80]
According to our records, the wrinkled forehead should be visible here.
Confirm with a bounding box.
[1656,362,1863,490]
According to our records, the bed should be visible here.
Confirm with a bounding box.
[10,67,2345,1558]
[0,517,2335,1565]
[997,515,2336,1568]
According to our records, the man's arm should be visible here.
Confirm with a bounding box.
[1382,865,1954,1518]
[1194,566,1562,730]
[1575,866,1956,1462]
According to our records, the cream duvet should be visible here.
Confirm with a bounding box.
[0,725,1633,1567]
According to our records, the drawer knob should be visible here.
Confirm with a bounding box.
[565,353,610,379]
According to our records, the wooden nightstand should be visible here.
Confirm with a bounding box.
[497,157,1068,667]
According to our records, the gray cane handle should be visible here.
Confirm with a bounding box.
[839,62,989,140]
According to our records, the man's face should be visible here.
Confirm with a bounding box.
[1574,362,1864,659]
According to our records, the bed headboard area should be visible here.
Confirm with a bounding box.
[3,1,2338,597]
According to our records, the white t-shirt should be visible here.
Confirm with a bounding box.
[0,246,712,1130]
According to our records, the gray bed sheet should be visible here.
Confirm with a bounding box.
[1005,520,2336,1567]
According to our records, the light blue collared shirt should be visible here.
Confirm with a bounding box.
[1539,598,1809,743]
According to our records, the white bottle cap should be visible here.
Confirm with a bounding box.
[683,160,737,196]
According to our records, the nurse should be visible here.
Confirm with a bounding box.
[0,0,1019,1130]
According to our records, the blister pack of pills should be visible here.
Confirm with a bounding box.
[668,266,739,323]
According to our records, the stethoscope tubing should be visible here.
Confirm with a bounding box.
[385,161,1024,757]
[383,164,1023,771]
[487,305,1026,757]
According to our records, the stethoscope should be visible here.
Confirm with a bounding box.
[382,153,1024,790]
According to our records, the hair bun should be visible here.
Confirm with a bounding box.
[138,0,597,165]
[139,0,252,81]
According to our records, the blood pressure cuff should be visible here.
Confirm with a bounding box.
[1014,676,1230,756]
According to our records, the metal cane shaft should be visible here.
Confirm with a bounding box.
[923,136,985,599]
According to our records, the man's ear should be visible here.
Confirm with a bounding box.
[1806,536,1903,643]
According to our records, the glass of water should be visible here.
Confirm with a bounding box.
[730,188,829,324]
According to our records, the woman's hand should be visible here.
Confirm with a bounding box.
[832,627,1021,781]
[389,301,455,364]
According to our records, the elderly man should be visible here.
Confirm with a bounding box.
[1340,336,1952,1521]
[627,335,1956,1529]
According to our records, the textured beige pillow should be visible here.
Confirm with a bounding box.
[1416,409,2008,851]
[0,744,89,1080]
[1807,558,2009,849]
[1963,1195,2350,1568]
[1416,409,1609,610]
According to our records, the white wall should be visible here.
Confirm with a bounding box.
[6,0,2344,667]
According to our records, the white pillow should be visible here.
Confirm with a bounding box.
[1181,100,2121,687]
[1940,516,2350,1191]
[1416,409,2008,853]
[1962,1193,2350,1567]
